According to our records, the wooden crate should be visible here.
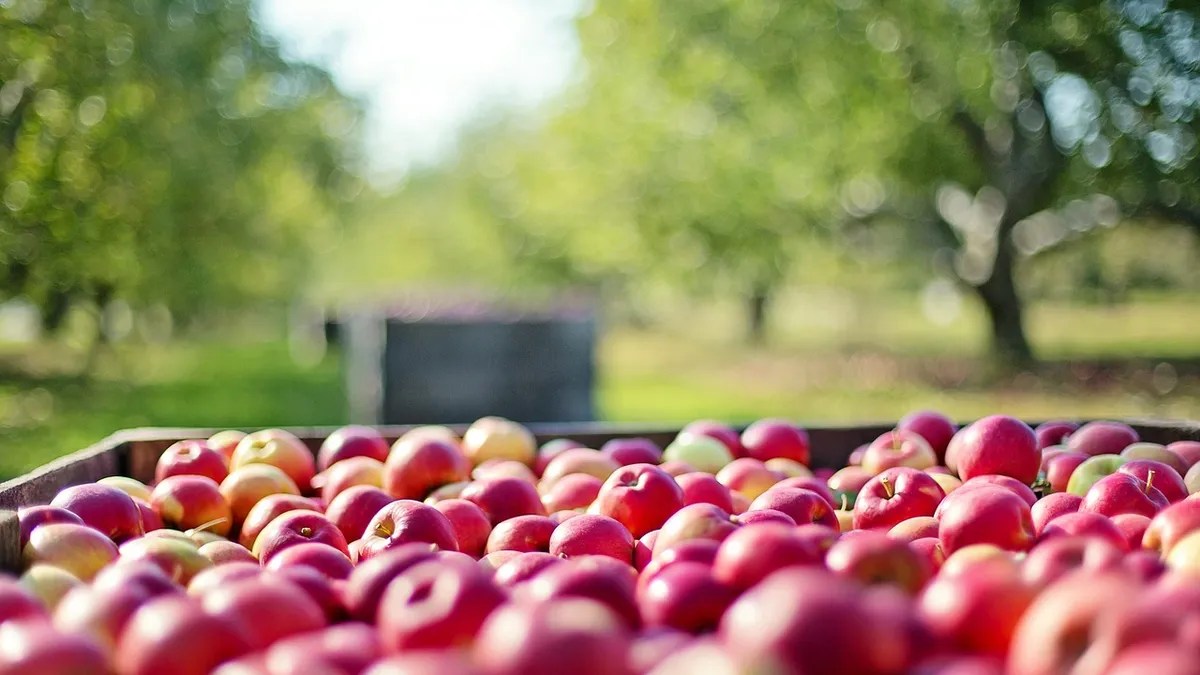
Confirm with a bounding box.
[1,419,1197,574]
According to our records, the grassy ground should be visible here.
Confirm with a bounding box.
[1,294,1198,480]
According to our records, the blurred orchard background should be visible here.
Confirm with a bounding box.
[2,0,1200,478]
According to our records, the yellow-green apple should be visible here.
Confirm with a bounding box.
[540,473,602,513]
[198,540,257,566]
[377,559,505,651]
[313,456,383,504]
[539,449,620,489]
[1043,449,1089,493]
[853,467,945,531]
[1121,443,1189,476]
[317,425,389,471]
[1030,492,1082,535]
[534,438,584,477]
[325,485,396,543]
[237,493,321,549]
[595,464,685,538]
[358,500,458,560]
[826,530,931,595]
[888,516,940,542]
[1023,536,1123,588]
[18,506,84,549]
[462,416,537,467]
[231,429,316,491]
[678,419,746,458]
[492,551,564,588]
[1080,472,1168,518]
[201,576,326,651]
[637,561,737,633]
[715,458,782,501]
[23,523,118,581]
[749,487,838,529]
[519,557,640,629]
[861,430,937,475]
[1066,454,1128,496]
[252,510,349,563]
[1166,528,1200,576]
[207,429,248,464]
[342,544,439,622]
[428,499,488,558]
[952,416,1040,484]
[486,515,557,554]
[1143,497,1200,556]
[118,536,211,584]
[383,434,470,500]
[652,504,740,556]
[1118,459,1188,503]
[18,564,80,611]
[919,555,1036,657]
[0,576,47,623]
[0,618,109,674]
[739,419,810,465]
[1034,420,1078,449]
[50,483,144,543]
[662,437,732,475]
[600,437,663,466]
[674,472,734,512]
[1188,462,1200,494]
[897,410,957,462]
[764,457,812,478]
[97,476,154,502]
[219,464,301,526]
[548,514,634,563]
[1168,440,1200,468]
[828,466,873,508]
[475,598,631,675]
[461,477,546,525]
[1067,420,1139,456]
[150,475,232,537]
[264,541,354,579]
[155,440,229,485]
[712,523,824,590]
[937,487,1034,555]
[930,473,963,495]
[472,459,537,483]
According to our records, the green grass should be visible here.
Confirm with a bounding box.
[2,294,1199,480]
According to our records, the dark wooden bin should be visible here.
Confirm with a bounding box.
[1,419,1197,574]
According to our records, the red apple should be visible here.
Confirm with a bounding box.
[825,530,931,595]
[313,456,384,504]
[343,544,440,622]
[1080,471,1168,518]
[658,460,699,477]
[652,504,739,555]
[888,516,940,542]
[1043,450,1089,493]
[0,576,48,623]
[1022,536,1123,588]
[479,550,520,574]
[201,576,326,650]
[117,536,211,585]
[1106,644,1197,675]
[740,418,810,465]
[600,437,663,466]
[237,493,321,549]
[1110,513,1152,551]
[208,430,247,464]
[1067,420,1139,456]
[827,466,874,507]
[117,594,251,675]
[861,430,937,474]
[432,498,492,558]
[1118,459,1188,503]
[132,497,162,533]
[317,425,389,471]
[548,514,634,563]
[187,562,261,598]
[0,619,110,674]
[595,464,685,538]
[376,560,506,652]
[325,485,395,543]
[486,515,557,554]
[22,523,118,581]
[50,483,143,542]
[383,435,470,500]
[634,534,656,571]
[461,477,547,525]
[771,476,836,507]
[853,467,945,531]
[540,473,603,513]
[475,598,632,675]
[264,540,353,579]
[898,410,957,461]
[638,539,721,594]
[734,508,796,527]
[953,416,1040,485]
[1168,440,1200,468]
[358,500,458,559]
[712,522,824,590]
[1034,421,1078,449]
[151,475,232,537]
[937,487,1035,554]
[957,475,1037,506]
[231,429,316,491]
[540,449,620,489]
[265,622,382,675]
[53,583,153,656]
[1143,497,1200,555]
[909,537,946,574]
[93,560,181,598]
[918,556,1036,657]
[637,561,737,632]
[519,557,640,629]
[18,506,84,549]
[155,440,229,484]
[715,458,783,500]
[673,472,734,512]
[748,487,838,529]
[534,438,584,477]
[492,551,564,588]
[1031,492,1082,535]
[219,465,301,526]
[251,510,349,563]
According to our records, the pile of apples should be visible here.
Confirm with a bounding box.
[6,413,1200,674]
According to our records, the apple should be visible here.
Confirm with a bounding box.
[825,530,931,595]
[937,487,1034,555]
[888,516,940,542]
[860,430,938,474]
[264,541,354,579]
[117,591,252,675]
[1030,492,1082,535]
[17,506,84,548]
[1043,450,1089,493]
[432,498,492,558]
[534,438,584,477]
[1106,644,1197,675]
[678,420,746,459]
[539,449,620,489]
[633,534,655,571]
[208,430,248,463]
[50,483,144,542]
[118,536,211,585]
[479,550,520,573]
[53,582,152,656]
[343,544,440,622]
[1188,462,1200,494]
[461,477,547,525]
[909,537,946,574]
[358,500,458,559]
[674,472,734,512]
[219,464,301,526]
[548,514,634,563]
[23,523,118,581]
[1121,443,1189,476]
[712,522,824,589]
[423,481,470,504]
[740,418,810,465]
[155,440,229,484]
[462,416,537,467]
[637,561,737,633]
[638,539,721,596]
[18,564,81,611]
[595,464,685,538]
[853,467,945,531]
[827,466,873,507]
[252,510,349,563]
[317,425,389,471]
[1034,420,1078,449]
[198,540,258,565]
[0,619,110,674]
[93,560,181,600]
[1066,454,1128,496]
[150,474,232,537]
[264,622,382,675]
[653,504,740,555]
[1118,459,1188,503]
[492,551,564,588]
[764,457,813,478]
[1023,536,1123,588]
[1168,440,1200,468]
[1165,528,1200,576]
[325,485,395,543]
[953,415,1040,485]
[897,410,957,462]
[1066,420,1139,456]
[383,434,470,500]
[918,555,1036,657]
[748,487,838,529]
[231,428,316,491]
[662,436,733,475]
[658,460,699,477]
[769,476,836,506]
[376,560,506,652]
[519,557,640,629]
[486,515,557,554]
[475,598,632,675]
[734,508,795,528]
[930,473,963,495]
[237,493,322,549]
[1108,513,1152,551]
[0,576,47,623]
[601,437,663,466]
[97,475,154,502]
[1143,498,1200,555]
[1080,471,1168,518]
[129,498,162,534]
[540,473,603,512]
[313,456,384,504]
[472,459,538,483]
[201,576,326,650]
[957,475,1037,506]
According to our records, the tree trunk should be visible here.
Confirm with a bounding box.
[746,283,771,345]
[972,233,1034,369]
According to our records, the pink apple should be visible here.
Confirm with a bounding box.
[1080,471,1168,518]
[251,510,349,563]
[953,416,1040,485]
[519,557,640,629]
[151,475,233,537]
[432,498,492,558]
[231,429,316,492]
[1143,498,1200,555]
[486,515,557,554]
[734,508,796,527]
[1111,513,1152,551]
[50,483,144,542]
[715,457,783,500]
[0,576,48,623]
[358,500,458,559]
[918,556,1036,657]
[600,437,663,466]
[155,440,229,484]
[897,410,957,461]
[313,456,384,504]
[1038,511,1128,552]
[909,537,946,574]
[317,425,390,471]
[117,594,252,675]
[827,466,874,507]
[637,561,737,633]
[539,449,620,489]
[18,506,84,549]
[853,467,945,531]
[748,487,838,529]
[827,531,931,595]
[888,516,940,542]
[219,464,301,527]
[1120,443,1189,476]
[376,560,506,652]
[653,503,740,555]
[658,460,699,477]
[937,487,1035,554]
[0,618,110,674]
[237,493,322,549]
[535,438,584,477]
[186,562,261,597]
[208,430,247,464]
[198,540,257,566]
[264,541,354,579]
[771,476,836,507]
[324,485,395,543]
[860,430,937,475]
[1034,421,1078,449]
[264,622,382,675]
[461,477,547,524]
[343,544,440,622]
[472,459,538,483]
[678,419,746,459]
[1030,492,1082,535]
[1067,420,1139,456]
[712,522,824,590]
[1118,459,1188,503]
[595,464,684,538]
[492,551,564,588]
[383,435,470,500]
[475,598,632,675]
[674,472,734,512]
[1044,450,1089,493]
[201,576,327,650]
[540,473,603,513]
[1168,440,1200,468]
[548,514,634,563]
[740,418,810,465]
[957,475,1037,506]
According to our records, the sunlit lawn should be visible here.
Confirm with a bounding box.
[1,294,1198,480]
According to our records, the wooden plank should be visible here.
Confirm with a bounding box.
[0,511,18,579]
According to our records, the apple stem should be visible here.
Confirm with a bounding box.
[880,476,894,499]
[840,494,849,511]
[1145,470,1156,494]
[186,517,229,535]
